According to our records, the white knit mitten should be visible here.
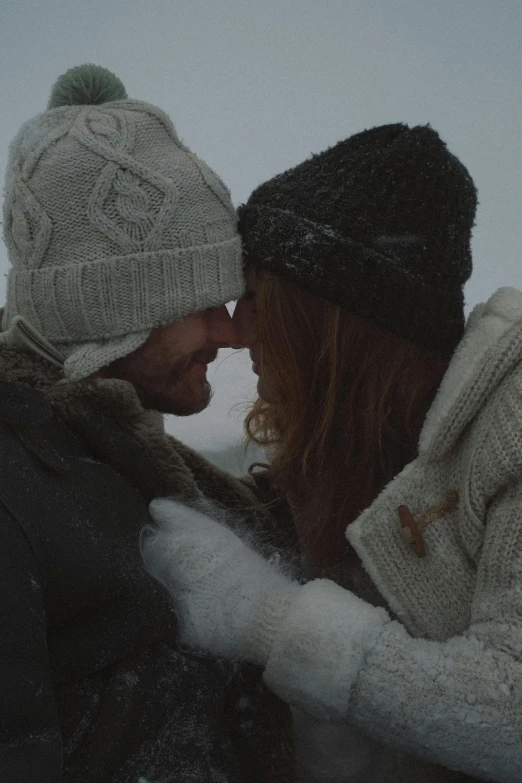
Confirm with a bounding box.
[142,499,301,665]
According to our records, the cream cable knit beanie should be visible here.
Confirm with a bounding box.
[2,64,244,379]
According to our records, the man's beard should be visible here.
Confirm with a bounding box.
[136,374,213,416]
[109,348,218,416]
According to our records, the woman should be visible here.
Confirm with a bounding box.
[142,124,522,782]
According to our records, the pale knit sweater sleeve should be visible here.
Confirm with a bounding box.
[263,480,522,783]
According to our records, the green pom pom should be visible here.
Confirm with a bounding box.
[48,64,128,109]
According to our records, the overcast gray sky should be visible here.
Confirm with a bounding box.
[1,0,520,462]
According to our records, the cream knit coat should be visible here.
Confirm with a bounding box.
[263,287,522,783]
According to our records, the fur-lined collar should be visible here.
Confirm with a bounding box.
[0,344,260,514]
[0,343,163,441]
[419,287,522,457]
[0,343,64,389]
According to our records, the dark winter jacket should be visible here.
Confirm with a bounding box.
[0,345,297,783]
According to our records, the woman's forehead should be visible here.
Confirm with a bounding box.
[243,265,260,291]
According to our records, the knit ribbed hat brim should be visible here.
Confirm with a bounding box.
[240,204,466,353]
[2,238,243,342]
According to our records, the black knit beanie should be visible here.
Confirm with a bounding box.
[238,123,477,355]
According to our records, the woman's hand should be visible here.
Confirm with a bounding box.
[142,499,300,665]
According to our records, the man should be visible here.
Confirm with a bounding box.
[0,64,296,782]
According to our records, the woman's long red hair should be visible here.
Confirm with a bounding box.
[245,274,451,567]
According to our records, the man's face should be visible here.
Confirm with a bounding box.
[97,305,242,415]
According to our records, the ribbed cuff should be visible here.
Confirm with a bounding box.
[241,578,301,667]
[4,237,244,342]
[263,579,390,720]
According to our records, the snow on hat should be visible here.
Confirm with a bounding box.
[2,64,244,379]
[239,123,477,355]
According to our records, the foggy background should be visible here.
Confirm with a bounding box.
[1,0,520,472]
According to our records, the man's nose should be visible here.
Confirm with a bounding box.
[229,298,255,349]
[205,305,243,348]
